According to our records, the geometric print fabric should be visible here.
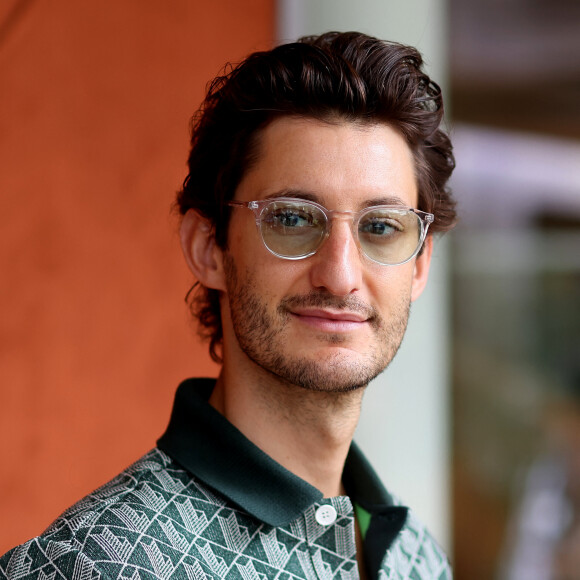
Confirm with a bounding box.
[0,449,451,579]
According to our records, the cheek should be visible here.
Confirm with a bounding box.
[226,223,270,279]
[368,263,416,305]
[226,236,305,298]
[227,217,253,254]
[255,261,309,297]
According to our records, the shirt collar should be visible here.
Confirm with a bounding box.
[157,378,401,527]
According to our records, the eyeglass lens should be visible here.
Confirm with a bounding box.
[259,200,423,265]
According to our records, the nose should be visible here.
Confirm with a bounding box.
[308,218,363,296]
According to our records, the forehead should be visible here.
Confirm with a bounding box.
[236,116,418,209]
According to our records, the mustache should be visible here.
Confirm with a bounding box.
[278,291,378,321]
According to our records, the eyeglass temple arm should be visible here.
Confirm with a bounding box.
[227,200,263,226]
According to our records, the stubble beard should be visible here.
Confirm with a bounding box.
[223,257,411,393]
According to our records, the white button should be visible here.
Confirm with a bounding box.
[315,505,337,526]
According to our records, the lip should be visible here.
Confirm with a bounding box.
[290,308,369,332]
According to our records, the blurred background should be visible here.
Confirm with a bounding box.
[0,0,269,554]
[450,0,580,578]
[1,1,580,578]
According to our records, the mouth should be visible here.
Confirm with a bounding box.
[289,308,370,332]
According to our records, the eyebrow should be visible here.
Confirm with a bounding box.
[263,189,410,208]
[363,195,409,207]
[263,189,319,203]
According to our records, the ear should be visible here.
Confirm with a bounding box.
[410,235,433,302]
[180,210,226,291]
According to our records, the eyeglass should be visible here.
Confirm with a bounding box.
[228,197,434,266]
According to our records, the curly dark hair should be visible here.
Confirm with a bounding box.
[176,31,457,363]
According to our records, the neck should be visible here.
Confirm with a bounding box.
[210,361,365,498]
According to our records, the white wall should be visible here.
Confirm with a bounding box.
[276,0,452,550]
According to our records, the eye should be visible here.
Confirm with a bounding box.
[359,217,403,237]
[272,209,312,228]
[263,203,323,233]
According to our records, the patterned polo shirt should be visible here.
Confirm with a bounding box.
[0,379,451,579]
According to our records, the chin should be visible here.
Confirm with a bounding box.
[263,349,388,393]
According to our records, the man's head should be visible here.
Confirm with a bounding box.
[177,31,456,366]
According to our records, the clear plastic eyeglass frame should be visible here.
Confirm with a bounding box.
[228,197,434,266]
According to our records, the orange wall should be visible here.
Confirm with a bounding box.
[0,0,274,553]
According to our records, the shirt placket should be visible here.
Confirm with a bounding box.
[293,496,358,579]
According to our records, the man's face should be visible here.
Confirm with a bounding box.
[218,116,431,392]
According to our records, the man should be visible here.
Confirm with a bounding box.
[1,32,456,579]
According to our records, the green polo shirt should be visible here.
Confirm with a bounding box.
[0,379,451,579]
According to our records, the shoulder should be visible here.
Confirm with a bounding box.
[381,498,452,579]
[0,448,225,580]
